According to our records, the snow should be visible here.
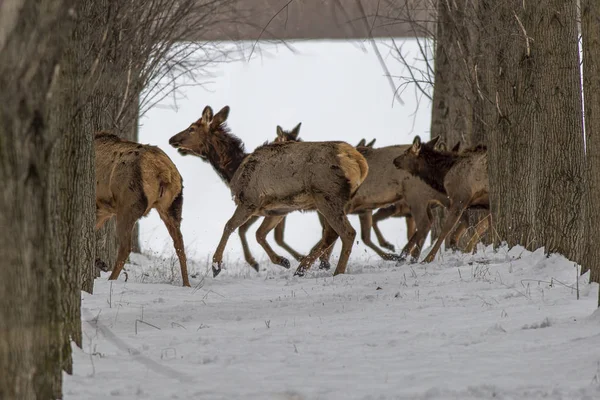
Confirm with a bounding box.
[63,40,600,398]
[64,246,600,399]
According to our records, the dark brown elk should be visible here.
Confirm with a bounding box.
[393,135,489,263]
[169,105,368,277]
[95,132,190,286]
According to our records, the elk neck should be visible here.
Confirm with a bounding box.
[416,147,462,194]
[204,124,247,184]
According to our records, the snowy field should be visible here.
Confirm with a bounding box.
[64,247,600,399]
[64,40,600,398]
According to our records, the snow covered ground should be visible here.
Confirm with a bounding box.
[63,40,600,399]
[64,246,600,399]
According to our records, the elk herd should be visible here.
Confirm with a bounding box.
[95,105,490,287]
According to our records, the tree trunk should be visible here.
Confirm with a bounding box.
[532,1,585,263]
[430,0,486,249]
[484,0,585,262]
[581,0,600,287]
[0,0,78,398]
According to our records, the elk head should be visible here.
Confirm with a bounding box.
[393,135,441,173]
[169,105,230,158]
[274,122,302,143]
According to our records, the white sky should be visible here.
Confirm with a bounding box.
[139,39,432,266]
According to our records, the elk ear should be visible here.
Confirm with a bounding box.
[452,141,461,152]
[411,136,422,154]
[212,106,230,126]
[290,122,301,140]
[201,106,214,123]
[357,139,366,147]
[366,138,376,148]
[276,125,285,139]
[426,135,441,148]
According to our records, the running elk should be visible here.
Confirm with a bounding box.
[169,105,368,277]
[95,132,190,286]
[393,136,489,263]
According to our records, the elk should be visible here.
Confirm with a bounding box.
[173,121,317,271]
[95,132,190,287]
[393,135,489,263]
[169,105,368,277]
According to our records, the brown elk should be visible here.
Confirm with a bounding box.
[172,121,315,271]
[393,135,489,263]
[169,105,368,277]
[95,132,190,286]
[315,136,463,266]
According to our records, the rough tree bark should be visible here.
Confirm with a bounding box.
[532,1,585,263]
[0,0,79,398]
[429,0,488,249]
[581,0,600,290]
[484,0,585,263]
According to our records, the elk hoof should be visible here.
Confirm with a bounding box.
[279,258,291,269]
[212,263,222,277]
[394,256,407,266]
[250,262,260,272]
[293,268,306,277]
[381,243,395,251]
[319,260,331,270]
[332,269,344,276]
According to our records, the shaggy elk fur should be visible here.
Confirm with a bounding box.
[393,135,489,263]
[95,132,190,286]
[169,105,368,277]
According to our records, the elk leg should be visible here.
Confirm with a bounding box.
[213,206,253,277]
[256,215,290,268]
[406,216,416,241]
[238,216,259,270]
[95,209,112,230]
[158,208,190,287]
[422,204,466,263]
[447,212,469,252]
[108,211,142,281]
[294,221,339,276]
[464,213,491,254]
[273,217,305,262]
[400,202,433,262]
[316,212,333,270]
[358,211,399,261]
[372,206,397,251]
[330,214,357,276]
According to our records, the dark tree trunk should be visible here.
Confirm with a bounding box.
[0,0,79,398]
[532,2,585,262]
[484,0,585,262]
[581,0,600,289]
[430,0,487,249]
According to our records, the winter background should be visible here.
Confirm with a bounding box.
[64,40,600,399]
